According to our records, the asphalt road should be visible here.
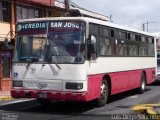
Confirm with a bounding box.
[0,80,160,120]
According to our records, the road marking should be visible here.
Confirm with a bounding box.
[20,104,40,111]
[127,95,138,99]
[0,110,5,112]
[0,99,35,106]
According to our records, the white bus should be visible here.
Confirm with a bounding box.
[11,17,157,107]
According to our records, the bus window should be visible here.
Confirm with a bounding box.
[128,41,138,56]
[100,37,112,55]
[116,39,127,56]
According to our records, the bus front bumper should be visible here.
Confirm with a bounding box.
[11,89,88,101]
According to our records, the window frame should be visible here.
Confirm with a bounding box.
[98,25,115,56]
[16,4,40,21]
[88,22,155,58]
[0,0,10,22]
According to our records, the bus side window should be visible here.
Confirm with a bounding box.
[100,37,112,55]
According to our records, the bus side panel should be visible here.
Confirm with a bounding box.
[110,70,142,95]
[86,74,104,101]
[110,68,156,95]
[87,70,142,98]
[146,68,156,84]
[86,68,156,99]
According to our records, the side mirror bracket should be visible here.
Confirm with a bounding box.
[87,35,97,60]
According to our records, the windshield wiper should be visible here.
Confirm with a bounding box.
[26,62,30,68]
[47,56,62,69]
[55,64,61,69]
[26,58,38,68]
[26,60,33,68]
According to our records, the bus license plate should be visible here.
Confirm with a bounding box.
[38,92,47,99]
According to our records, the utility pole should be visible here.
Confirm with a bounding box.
[142,21,158,32]
[64,0,70,16]
[142,23,145,31]
[110,14,113,22]
[142,22,148,31]
[146,21,149,32]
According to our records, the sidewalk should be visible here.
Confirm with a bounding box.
[0,91,13,101]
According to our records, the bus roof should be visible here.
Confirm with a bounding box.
[18,17,154,37]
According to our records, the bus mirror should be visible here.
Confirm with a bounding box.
[89,35,96,44]
[87,35,97,60]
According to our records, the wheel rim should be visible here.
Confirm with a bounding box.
[101,83,107,100]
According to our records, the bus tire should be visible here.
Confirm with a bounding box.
[138,72,146,94]
[37,99,51,105]
[93,79,109,107]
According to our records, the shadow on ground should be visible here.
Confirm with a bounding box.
[0,80,159,115]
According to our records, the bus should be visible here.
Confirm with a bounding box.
[11,17,157,107]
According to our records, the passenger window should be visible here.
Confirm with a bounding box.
[116,39,127,56]
[139,43,147,56]
[128,41,138,56]
[100,37,112,55]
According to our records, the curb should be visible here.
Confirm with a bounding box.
[0,96,14,101]
[132,104,160,115]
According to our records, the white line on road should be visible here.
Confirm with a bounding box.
[0,99,35,106]
[127,95,138,99]
[20,104,41,111]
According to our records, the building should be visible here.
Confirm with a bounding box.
[0,0,67,91]
[0,0,109,91]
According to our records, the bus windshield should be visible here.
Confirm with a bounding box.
[14,21,86,64]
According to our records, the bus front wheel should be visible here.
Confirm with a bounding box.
[93,79,109,107]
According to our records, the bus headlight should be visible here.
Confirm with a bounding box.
[13,81,23,87]
[65,82,83,90]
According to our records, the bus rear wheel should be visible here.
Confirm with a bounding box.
[138,72,146,94]
[93,79,109,107]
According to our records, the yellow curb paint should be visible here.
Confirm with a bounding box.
[0,96,13,101]
[132,104,156,110]
[147,108,157,115]
[132,104,160,115]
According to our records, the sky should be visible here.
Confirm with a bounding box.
[71,0,160,34]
